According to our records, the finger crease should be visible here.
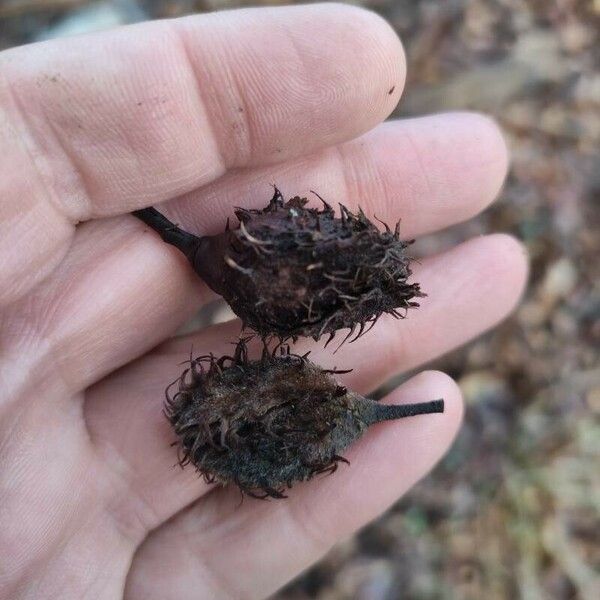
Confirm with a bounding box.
[2,77,89,223]
[171,25,229,174]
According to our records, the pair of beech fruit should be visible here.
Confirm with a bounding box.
[135,188,443,498]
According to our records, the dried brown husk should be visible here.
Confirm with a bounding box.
[196,189,424,343]
[134,189,424,344]
[165,341,443,498]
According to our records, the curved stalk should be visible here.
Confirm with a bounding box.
[133,207,201,261]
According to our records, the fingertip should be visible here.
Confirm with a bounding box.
[283,2,407,137]
[426,233,528,330]
[477,233,530,311]
[425,111,510,214]
[460,112,510,207]
[328,2,407,104]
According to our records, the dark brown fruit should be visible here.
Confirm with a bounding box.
[165,342,444,498]
[134,188,423,343]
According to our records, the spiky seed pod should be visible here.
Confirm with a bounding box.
[165,341,444,498]
[134,188,423,343]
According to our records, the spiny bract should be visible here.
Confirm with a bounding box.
[165,341,444,498]
[202,188,423,343]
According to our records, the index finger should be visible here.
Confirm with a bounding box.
[0,3,405,305]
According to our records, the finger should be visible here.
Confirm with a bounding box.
[11,113,509,394]
[124,370,463,600]
[85,233,526,535]
[0,4,403,305]
[168,112,508,240]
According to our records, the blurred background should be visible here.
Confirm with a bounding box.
[1,1,598,598]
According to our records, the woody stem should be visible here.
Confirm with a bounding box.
[133,207,200,261]
[363,399,444,425]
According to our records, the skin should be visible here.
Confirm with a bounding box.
[0,4,528,600]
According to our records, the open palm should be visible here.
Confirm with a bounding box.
[0,4,527,599]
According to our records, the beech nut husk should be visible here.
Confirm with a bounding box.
[165,341,444,498]
[134,188,423,344]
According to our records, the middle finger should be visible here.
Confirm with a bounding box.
[2,112,508,396]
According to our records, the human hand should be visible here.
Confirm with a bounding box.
[0,4,527,599]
